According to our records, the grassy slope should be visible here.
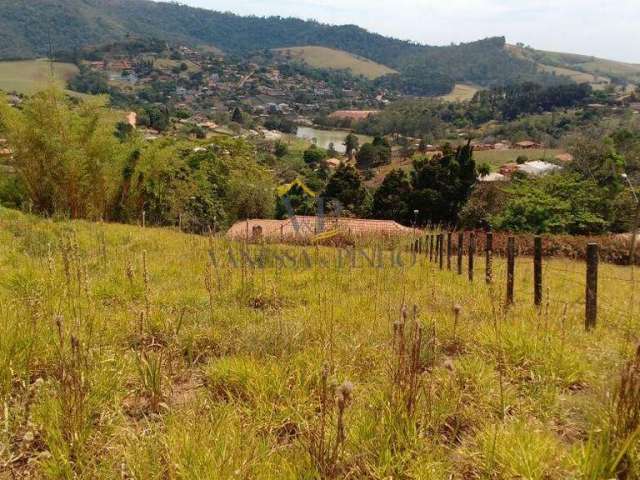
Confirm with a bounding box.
[153,58,201,73]
[508,44,640,85]
[0,59,78,94]
[273,46,397,79]
[537,64,610,89]
[475,148,565,170]
[438,83,480,102]
[1,207,638,477]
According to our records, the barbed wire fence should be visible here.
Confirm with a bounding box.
[419,230,640,333]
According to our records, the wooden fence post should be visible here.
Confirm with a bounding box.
[142,210,146,228]
[434,234,438,262]
[439,233,444,270]
[534,236,542,306]
[506,236,515,305]
[586,243,599,330]
[457,232,464,275]
[468,232,475,281]
[429,234,434,262]
[485,231,493,284]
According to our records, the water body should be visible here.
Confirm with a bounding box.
[296,127,372,154]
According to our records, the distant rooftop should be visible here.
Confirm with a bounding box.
[227,216,412,242]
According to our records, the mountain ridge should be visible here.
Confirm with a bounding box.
[1,0,637,94]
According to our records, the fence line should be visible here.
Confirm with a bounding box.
[420,230,637,331]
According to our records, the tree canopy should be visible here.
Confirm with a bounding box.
[0,88,125,219]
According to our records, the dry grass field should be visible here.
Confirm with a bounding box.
[1,208,640,478]
[273,46,397,80]
[438,84,480,102]
[153,58,201,74]
[0,60,78,95]
[474,148,566,170]
[537,64,610,89]
[508,44,640,87]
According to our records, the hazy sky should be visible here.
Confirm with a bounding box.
[176,0,639,63]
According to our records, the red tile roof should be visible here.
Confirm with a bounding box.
[226,216,412,241]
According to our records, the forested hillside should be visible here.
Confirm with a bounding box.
[0,0,562,95]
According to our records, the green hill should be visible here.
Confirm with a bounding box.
[4,1,635,97]
[0,0,566,96]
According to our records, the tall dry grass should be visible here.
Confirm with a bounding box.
[0,207,639,478]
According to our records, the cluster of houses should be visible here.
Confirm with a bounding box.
[83,46,389,129]
[471,140,544,151]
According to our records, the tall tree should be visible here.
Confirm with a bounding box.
[231,107,244,124]
[344,133,359,160]
[322,164,368,216]
[355,143,379,170]
[303,145,326,167]
[372,169,411,222]
[356,139,391,170]
[408,142,477,226]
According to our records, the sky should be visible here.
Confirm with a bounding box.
[176,0,639,63]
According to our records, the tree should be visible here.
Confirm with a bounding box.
[275,183,316,218]
[356,140,391,170]
[114,121,134,142]
[372,169,411,222]
[399,137,414,159]
[126,136,275,230]
[344,133,359,160]
[492,173,611,234]
[231,107,244,124]
[355,143,379,170]
[408,142,477,226]
[141,105,170,132]
[0,88,126,219]
[274,141,288,158]
[68,65,111,95]
[477,163,491,177]
[322,164,368,216]
[303,145,326,166]
[327,142,338,158]
[568,135,626,194]
[264,115,296,133]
